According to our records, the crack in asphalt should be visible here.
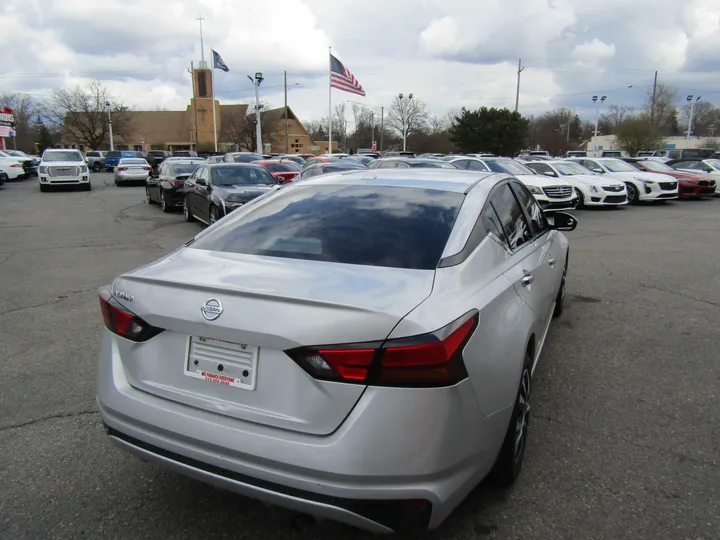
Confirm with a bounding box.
[0,286,98,316]
[0,409,99,433]
[635,283,720,309]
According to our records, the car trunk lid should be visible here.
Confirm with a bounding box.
[109,248,436,435]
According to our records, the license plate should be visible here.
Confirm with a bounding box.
[184,336,258,390]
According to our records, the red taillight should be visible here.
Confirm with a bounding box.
[144,166,152,171]
[99,294,163,342]
[288,312,477,387]
[171,179,185,186]
[117,167,127,171]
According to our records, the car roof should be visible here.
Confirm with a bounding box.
[206,162,264,168]
[295,168,502,193]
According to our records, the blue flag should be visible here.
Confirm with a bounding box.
[212,49,229,72]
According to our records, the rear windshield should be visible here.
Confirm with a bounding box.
[191,185,463,270]
[266,162,300,173]
[230,153,262,163]
[211,165,276,186]
[120,159,147,165]
[169,163,201,175]
[407,160,456,168]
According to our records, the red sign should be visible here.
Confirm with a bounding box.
[371,141,377,152]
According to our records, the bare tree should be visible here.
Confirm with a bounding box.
[220,101,281,152]
[43,81,133,150]
[600,105,634,134]
[526,108,583,156]
[0,93,43,151]
[334,103,348,149]
[387,95,428,147]
[427,115,449,135]
[304,120,325,140]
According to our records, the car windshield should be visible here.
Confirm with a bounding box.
[43,151,83,162]
[231,153,262,163]
[599,160,637,173]
[170,163,201,175]
[211,165,276,186]
[408,160,456,168]
[6,151,25,157]
[705,159,720,170]
[484,159,534,175]
[638,160,673,172]
[553,162,594,175]
[120,159,148,165]
[191,185,463,270]
[266,162,301,173]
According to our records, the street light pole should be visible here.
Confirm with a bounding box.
[106,101,114,151]
[686,95,700,139]
[380,106,384,153]
[398,93,413,151]
[592,95,606,156]
[249,73,264,154]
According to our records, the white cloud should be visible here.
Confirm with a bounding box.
[1,0,720,124]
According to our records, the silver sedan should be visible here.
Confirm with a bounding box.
[96,169,577,534]
[114,158,152,186]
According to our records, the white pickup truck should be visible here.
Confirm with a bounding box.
[38,149,91,192]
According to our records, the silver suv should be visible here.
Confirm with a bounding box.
[85,151,106,172]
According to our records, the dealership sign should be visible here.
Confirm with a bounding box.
[0,106,15,128]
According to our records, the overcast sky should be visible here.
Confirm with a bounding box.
[2,0,720,125]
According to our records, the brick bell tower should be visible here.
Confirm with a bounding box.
[190,60,220,151]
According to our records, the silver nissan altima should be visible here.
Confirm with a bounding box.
[97,169,576,534]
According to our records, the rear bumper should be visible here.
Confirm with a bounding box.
[96,332,505,532]
[116,173,150,181]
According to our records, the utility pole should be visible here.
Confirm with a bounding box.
[515,58,524,113]
[649,70,658,134]
[380,106,384,153]
[370,112,375,145]
[189,62,198,151]
[284,71,289,154]
[106,101,114,151]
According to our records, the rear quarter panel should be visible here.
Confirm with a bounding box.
[389,237,537,417]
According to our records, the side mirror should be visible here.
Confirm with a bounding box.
[592,168,604,174]
[551,212,577,232]
[196,178,207,186]
[543,170,556,177]
[271,184,281,190]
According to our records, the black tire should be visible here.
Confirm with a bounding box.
[625,182,639,204]
[574,188,585,209]
[490,351,533,487]
[183,198,195,222]
[114,178,121,186]
[553,255,568,318]
[92,161,101,172]
[40,184,48,193]
[160,190,171,213]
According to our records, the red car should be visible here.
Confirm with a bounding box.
[627,158,716,198]
[254,159,302,184]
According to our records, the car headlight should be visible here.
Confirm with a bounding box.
[634,176,654,184]
[527,185,543,195]
[39,166,47,174]
[80,165,88,173]
[588,185,598,193]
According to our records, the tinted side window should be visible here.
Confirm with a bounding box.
[489,184,532,250]
[481,205,507,245]
[452,160,470,170]
[527,162,553,176]
[510,181,549,236]
[191,185,463,270]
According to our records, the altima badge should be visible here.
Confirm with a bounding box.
[201,298,224,321]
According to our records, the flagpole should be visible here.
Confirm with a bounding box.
[328,46,332,156]
[211,49,218,152]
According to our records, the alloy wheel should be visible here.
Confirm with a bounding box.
[626,183,638,203]
[514,368,531,464]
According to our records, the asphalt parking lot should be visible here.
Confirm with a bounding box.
[1,173,718,540]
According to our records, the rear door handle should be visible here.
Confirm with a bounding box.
[522,270,535,287]
[549,258,556,267]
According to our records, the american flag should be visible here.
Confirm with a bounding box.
[330,54,366,96]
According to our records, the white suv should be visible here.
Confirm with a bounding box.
[449,157,577,212]
[38,149,91,192]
